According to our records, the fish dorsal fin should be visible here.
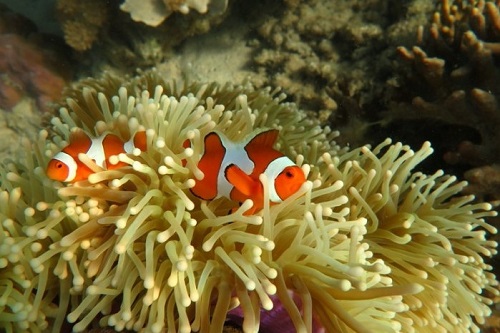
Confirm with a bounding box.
[64,129,92,156]
[246,129,279,149]
[204,132,225,155]
[132,131,147,151]
[69,128,89,143]
[225,164,258,197]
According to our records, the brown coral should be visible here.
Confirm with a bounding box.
[56,0,109,51]
[250,0,433,148]
[391,0,500,200]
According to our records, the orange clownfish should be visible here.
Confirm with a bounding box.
[190,129,306,215]
[46,130,147,182]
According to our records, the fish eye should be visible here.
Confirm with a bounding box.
[285,171,293,178]
[56,162,63,169]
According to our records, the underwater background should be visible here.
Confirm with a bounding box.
[0,0,499,332]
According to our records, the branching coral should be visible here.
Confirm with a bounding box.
[393,0,500,199]
[0,72,497,332]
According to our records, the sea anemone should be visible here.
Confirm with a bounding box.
[0,73,497,332]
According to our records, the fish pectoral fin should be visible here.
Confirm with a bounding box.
[225,164,258,197]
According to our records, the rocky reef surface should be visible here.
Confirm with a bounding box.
[1,0,499,332]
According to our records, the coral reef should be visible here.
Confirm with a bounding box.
[52,0,230,74]
[104,3,230,70]
[0,4,71,112]
[0,99,42,164]
[393,0,500,199]
[55,0,228,56]
[120,0,228,27]
[55,0,110,52]
[250,0,434,147]
[0,72,497,332]
[391,3,500,326]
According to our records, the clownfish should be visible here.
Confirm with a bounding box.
[190,129,306,215]
[46,130,147,182]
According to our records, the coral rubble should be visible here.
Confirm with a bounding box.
[0,72,497,332]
